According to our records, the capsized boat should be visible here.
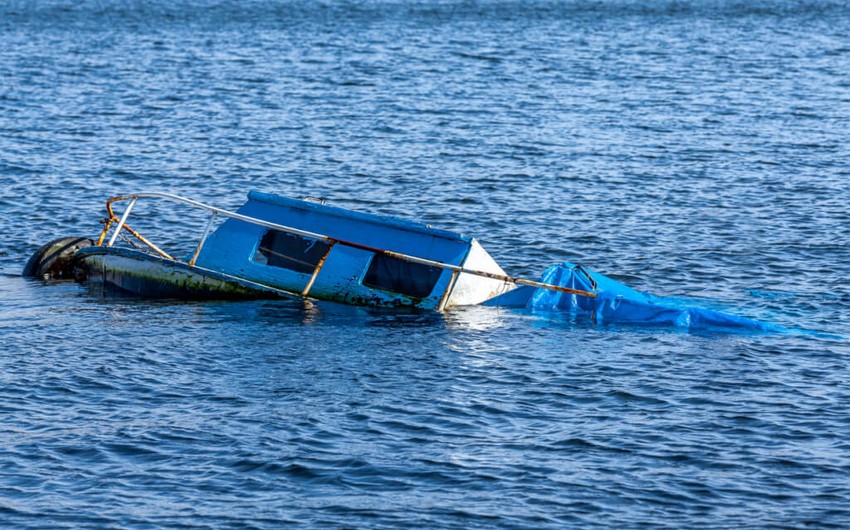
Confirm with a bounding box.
[23,191,781,332]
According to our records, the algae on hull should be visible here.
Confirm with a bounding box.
[78,249,283,300]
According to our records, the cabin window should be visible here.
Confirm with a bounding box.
[362,253,442,299]
[253,230,330,274]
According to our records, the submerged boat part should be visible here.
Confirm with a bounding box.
[22,236,94,279]
[486,262,785,332]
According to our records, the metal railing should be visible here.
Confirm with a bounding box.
[97,192,597,300]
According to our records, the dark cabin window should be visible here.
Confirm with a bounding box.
[362,253,442,299]
[253,230,330,274]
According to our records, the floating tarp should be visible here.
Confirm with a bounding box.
[485,262,784,332]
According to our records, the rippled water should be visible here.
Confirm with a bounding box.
[2,1,850,527]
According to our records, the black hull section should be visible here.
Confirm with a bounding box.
[76,247,286,301]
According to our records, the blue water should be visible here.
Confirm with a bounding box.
[2,1,850,527]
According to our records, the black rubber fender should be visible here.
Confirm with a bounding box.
[22,236,94,279]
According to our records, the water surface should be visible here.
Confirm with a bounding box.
[1,1,849,527]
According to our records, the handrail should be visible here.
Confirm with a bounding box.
[99,192,597,299]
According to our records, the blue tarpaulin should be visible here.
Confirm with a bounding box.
[485,262,783,332]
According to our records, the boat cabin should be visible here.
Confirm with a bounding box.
[192,191,513,309]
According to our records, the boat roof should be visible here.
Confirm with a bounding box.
[246,190,472,244]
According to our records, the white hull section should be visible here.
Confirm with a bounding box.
[444,239,516,308]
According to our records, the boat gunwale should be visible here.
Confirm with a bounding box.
[76,245,298,299]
